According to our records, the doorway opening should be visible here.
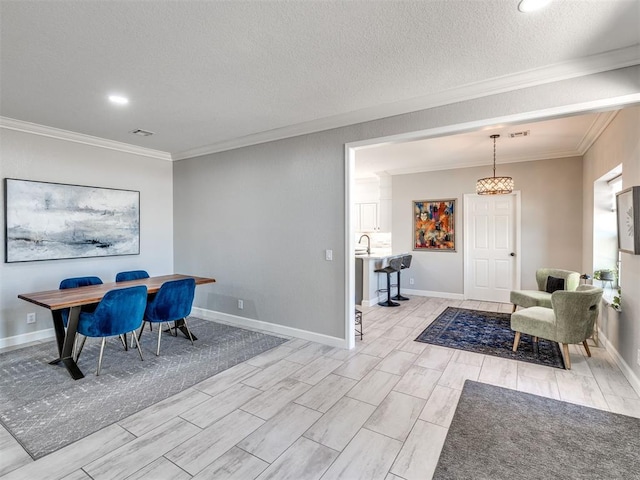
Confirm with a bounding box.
[344,95,638,349]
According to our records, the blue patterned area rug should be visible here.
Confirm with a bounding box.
[415,307,565,369]
[0,318,287,459]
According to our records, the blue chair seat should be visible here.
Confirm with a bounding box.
[140,278,196,356]
[77,285,148,375]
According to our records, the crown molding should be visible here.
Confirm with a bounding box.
[0,117,172,161]
[173,45,640,160]
[576,110,619,154]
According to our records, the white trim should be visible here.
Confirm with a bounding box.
[400,290,464,301]
[597,327,640,398]
[0,117,172,161]
[0,328,55,350]
[358,289,464,306]
[173,47,640,160]
[576,110,619,154]
[345,145,356,350]
[192,307,347,349]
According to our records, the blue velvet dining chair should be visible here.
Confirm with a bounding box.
[115,270,150,282]
[140,278,196,356]
[59,276,104,326]
[76,285,148,376]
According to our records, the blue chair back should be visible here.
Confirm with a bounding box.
[115,270,150,282]
[60,276,103,289]
[59,276,103,326]
[145,278,196,323]
[77,286,148,338]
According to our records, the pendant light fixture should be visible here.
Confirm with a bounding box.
[476,134,514,195]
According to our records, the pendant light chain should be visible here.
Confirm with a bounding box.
[475,133,514,195]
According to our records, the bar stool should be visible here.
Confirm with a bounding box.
[392,254,412,301]
[355,309,363,340]
[375,256,403,307]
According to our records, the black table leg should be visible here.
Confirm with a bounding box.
[59,306,85,380]
[163,319,198,341]
[48,310,66,365]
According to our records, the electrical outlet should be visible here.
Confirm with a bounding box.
[237,299,244,310]
[325,249,333,261]
[637,348,640,367]
[26,312,36,324]
[409,278,415,285]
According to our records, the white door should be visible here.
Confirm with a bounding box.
[464,192,520,302]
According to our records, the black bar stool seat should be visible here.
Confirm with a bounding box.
[392,254,412,301]
[375,256,403,307]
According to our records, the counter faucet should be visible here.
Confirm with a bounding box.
[358,234,371,255]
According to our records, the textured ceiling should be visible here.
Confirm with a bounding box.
[1,0,639,159]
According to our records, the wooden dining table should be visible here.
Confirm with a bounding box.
[18,274,216,380]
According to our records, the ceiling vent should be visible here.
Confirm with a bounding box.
[509,130,530,138]
[130,129,154,137]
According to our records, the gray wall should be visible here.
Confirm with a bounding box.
[583,106,640,382]
[0,129,174,341]
[173,66,640,344]
[391,156,584,294]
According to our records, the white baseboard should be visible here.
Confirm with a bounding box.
[597,327,640,397]
[361,289,464,307]
[402,289,465,300]
[191,307,348,349]
[0,328,55,350]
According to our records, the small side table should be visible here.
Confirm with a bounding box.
[355,309,363,340]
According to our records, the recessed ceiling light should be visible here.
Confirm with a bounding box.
[108,95,129,105]
[518,0,552,13]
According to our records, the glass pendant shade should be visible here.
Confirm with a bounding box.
[476,134,513,195]
[476,176,515,195]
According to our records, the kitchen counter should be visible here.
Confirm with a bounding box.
[355,252,406,307]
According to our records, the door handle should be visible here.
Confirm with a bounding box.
[510,252,516,257]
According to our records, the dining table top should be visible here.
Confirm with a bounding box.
[18,274,216,311]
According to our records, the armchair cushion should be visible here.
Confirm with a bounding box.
[511,268,580,310]
[545,276,565,294]
[510,290,553,309]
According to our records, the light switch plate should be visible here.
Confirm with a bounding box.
[325,249,333,261]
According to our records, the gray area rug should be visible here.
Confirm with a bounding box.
[0,318,287,459]
[434,381,640,479]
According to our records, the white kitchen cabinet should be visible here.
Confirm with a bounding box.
[355,202,378,231]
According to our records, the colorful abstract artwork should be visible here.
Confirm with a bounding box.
[4,178,140,262]
[413,199,455,251]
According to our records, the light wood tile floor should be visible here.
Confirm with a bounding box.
[2,297,639,480]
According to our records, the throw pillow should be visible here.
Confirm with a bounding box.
[545,276,565,294]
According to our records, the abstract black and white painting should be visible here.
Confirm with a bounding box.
[4,178,140,262]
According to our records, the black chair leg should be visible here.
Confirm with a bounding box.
[379,272,400,307]
[392,270,409,301]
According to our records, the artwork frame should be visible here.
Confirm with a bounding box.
[413,199,455,251]
[4,178,140,263]
[616,186,640,255]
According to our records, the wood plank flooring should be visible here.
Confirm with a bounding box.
[2,297,639,480]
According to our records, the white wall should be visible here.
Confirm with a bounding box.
[583,105,640,386]
[173,66,640,346]
[391,156,584,295]
[0,129,174,344]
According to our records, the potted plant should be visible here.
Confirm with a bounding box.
[593,269,615,282]
[611,288,621,312]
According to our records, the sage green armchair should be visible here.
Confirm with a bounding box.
[511,285,603,369]
[510,268,580,313]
